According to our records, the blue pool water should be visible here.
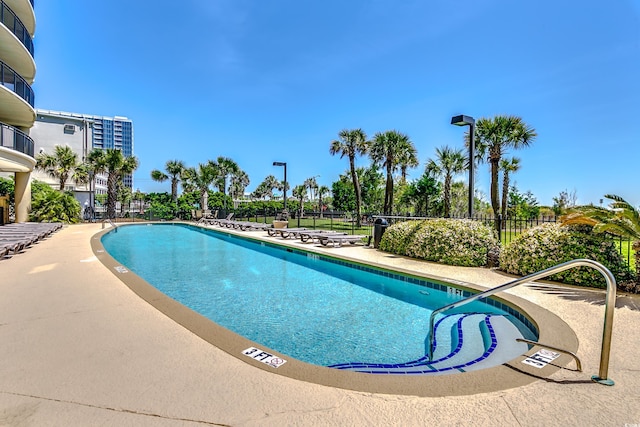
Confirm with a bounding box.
[102,224,536,373]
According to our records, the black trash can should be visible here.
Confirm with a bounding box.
[373,218,388,248]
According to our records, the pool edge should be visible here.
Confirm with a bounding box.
[91,222,579,397]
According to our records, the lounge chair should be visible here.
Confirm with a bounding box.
[298,231,347,243]
[266,227,308,238]
[318,234,370,247]
[0,233,40,246]
[247,222,273,231]
[231,221,273,231]
[211,213,234,227]
[0,238,28,253]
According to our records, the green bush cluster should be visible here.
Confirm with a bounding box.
[30,181,81,223]
[499,223,634,288]
[379,219,499,267]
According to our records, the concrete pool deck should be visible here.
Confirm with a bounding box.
[1,223,639,426]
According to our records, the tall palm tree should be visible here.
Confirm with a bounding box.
[292,184,307,218]
[397,143,419,183]
[150,160,185,201]
[72,162,91,190]
[473,115,536,218]
[369,130,414,215]
[35,145,81,191]
[229,170,250,201]
[87,149,139,219]
[251,175,280,200]
[427,146,466,218]
[303,176,319,207]
[330,129,369,227]
[182,163,217,212]
[213,157,239,195]
[317,185,330,218]
[210,157,240,211]
[499,157,521,219]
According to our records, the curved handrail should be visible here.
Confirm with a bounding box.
[426,259,616,385]
[102,219,117,231]
[0,60,35,106]
[0,121,34,157]
[0,0,34,56]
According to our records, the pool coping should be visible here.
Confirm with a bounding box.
[91,222,580,397]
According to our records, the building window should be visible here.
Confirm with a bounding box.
[64,124,75,134]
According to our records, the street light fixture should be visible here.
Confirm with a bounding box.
[273,161,287,212]
[451,114,475,218]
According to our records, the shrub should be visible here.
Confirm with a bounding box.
[379,219,499,267]
[499,223,634,288]
[30,182,81,223]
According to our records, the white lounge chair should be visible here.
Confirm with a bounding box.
[318,234,370,247]
[298,231,347,243]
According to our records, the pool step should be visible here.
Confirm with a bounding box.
[328,313,528,375]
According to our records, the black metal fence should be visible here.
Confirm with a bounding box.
[82,205,637,270]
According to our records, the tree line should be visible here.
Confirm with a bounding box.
[25,114,543,223]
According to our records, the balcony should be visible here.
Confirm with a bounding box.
[0,0,35,82]
[0,59,35,127]
[1,1,34,56]
[0,121,35,173]
[0,121,33,157]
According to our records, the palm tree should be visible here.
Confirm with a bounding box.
[151,160,185,201]
[563,194,640,285]
[397,143,419,183]
[317,185,330,218]
[35,145,82,191]
[303,176,319,208]
[212,157,240,202]
[473,115,536,218]
[369,130,414,215]
[72,162,91,190]
[251,175,280,200]
[182,163,217,212]
[87,149,139,219]
[499,157,521,219]
[292,184,307,218]
[330,129,369,227]
[427,146,466,218]
[229,170,250,201]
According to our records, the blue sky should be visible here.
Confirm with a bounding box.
[33,1,640,207]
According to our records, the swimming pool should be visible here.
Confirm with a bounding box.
[101,223,538,375]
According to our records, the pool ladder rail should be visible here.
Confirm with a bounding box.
[426,259,616,386]
[102,219,118,232]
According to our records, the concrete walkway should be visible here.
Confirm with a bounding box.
[1,223,639,426]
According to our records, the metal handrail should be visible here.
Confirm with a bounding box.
[516,338,582,372]
[102,219,117,231]
[0,60,35,106]
[426,259,616,385]
[0,122,34,157]
[0,0,35,56]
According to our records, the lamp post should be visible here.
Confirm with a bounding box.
[451,114,475,218]
[273,161,287,212]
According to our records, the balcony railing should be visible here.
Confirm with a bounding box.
[0,122,34,157]
[0,0,34,57]
[0,59,34,107]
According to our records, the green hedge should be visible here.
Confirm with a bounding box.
[499,223,634,288]
[379,219,499,267]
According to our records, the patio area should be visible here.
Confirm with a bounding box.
[1,223,639,426]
